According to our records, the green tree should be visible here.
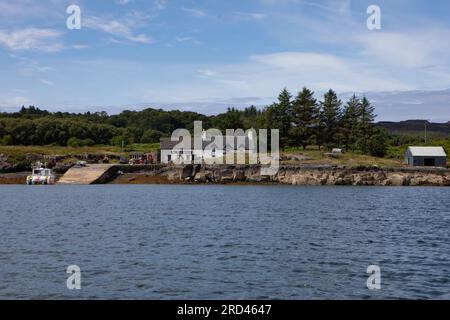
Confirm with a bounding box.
[67,137,82,147]
[141,129,164,143]
[220,107,244,131]
[261,104,276,128]
[358,97,377,153]
[319,89,342,149]
[341,94,361,151]
[290,87,318,150]
[110,134,132,147]
[0,121,5,138]
[242,105,260,129]
[1,135,13,145]
[367,126,388,157]
[82,138,95,146]
[273,88,293,150]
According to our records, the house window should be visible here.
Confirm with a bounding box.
[167,154,171,162]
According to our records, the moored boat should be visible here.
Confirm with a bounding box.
[26,166,56,185]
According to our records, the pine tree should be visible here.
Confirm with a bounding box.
[242,105,260,129]
[367,126,388,157]
[341,94,361,151]
[222,107,243,130]
[273,88,292,150]
[290,87,318,150]
[358,97,377,154]
[319,89,342,149]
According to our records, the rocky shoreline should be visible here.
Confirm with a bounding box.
[110,164,450,186]
[2,164,450,186]
[3,149,449,186]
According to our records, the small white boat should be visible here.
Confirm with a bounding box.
[26,167,56,185]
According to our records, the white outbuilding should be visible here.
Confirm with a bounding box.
[405,146,447,167]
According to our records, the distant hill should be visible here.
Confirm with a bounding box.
[378,120,450,138]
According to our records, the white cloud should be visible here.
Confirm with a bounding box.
[72,44,89,50]
[84,16,153,44]
[117,0,133,5]
[197,69,218,77]
[182,7,207,18]
[355,30,450,69]
[127,34,153,44]
[175,36,202,45]
[260,0,351,13]
[153,0,167,10]
[36,66,55,72]
[40,79,54,86]
[233,12,266,20]
[176,36,193,42]
[0,0,57,21]
[1,96,32,106]
[8,54,56,73]
[144,51,413,103]
[251,52,346,70]
[300,0,352,14]
[112,51,405,106]
[118,0,167,10]
[0,28,63,52]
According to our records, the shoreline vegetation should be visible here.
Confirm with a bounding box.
[1,87,449,186]
[1,89,450,158]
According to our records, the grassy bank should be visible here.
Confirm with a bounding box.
[3,143,446,169]
[1,144,403,168]
[0,143,157,161]
[0,143,159,156]
[282,147,403,168]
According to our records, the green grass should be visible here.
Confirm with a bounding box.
[0,143,160,164]
[0,143,159,156]
[116,143,160,153]
[1,141,448,169]
[206,147,404,168]
[0,145,119,156]
[282,148,403,168]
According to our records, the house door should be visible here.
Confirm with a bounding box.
[167,154,171,162]
[424,158,435,166]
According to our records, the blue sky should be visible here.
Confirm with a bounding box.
[0,0,450,121]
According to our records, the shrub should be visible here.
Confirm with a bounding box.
[110,135,132,147]
[140,129,164,143]
[67,137,96,147]
[367,127,388,157]
[67,137,82,147]
[82,138,95,146]
[0,135,13,145]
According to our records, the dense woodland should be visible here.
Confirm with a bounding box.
[0,87,447,158]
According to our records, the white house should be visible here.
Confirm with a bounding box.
[160,131,256,164]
